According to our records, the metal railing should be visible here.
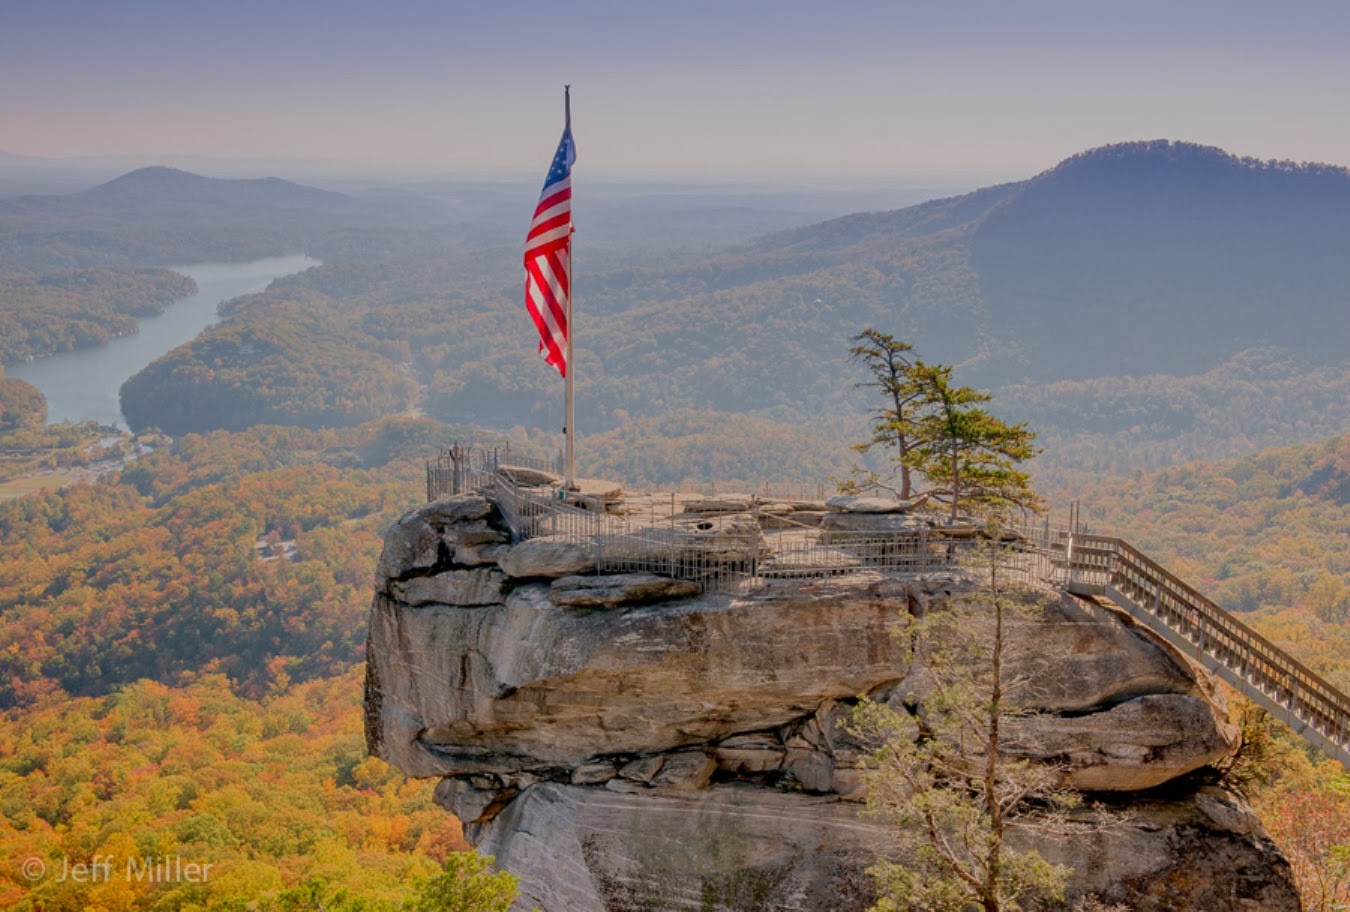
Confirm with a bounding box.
[432,445,1059,593]
[426,444,1350,768]
[427,443,563,502]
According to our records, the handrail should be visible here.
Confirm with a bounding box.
[1063,533,1350,768]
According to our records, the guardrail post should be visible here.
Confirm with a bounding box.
[594,510,604,570]
[669,493,677,580]
[449,443,466,495]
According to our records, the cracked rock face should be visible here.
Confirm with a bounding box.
[366,577,917,776]
[365,494,1292,911]
[476,783,1298,912]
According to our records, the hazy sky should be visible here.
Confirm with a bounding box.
[4,0,1350,182]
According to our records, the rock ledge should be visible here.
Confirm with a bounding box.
[365,494,1296,912]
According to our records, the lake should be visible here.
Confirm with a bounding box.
[7,254,320,429]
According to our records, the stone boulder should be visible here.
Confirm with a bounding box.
[375,494,497,582]
[570,762,617,785]
[650,750,718,790]
[826,494,913,513]
[713,733,786,775]
[760,509,827,530]
[779,500,829,512]
[566,478,624,500]
[821,511,932,537]
[497,464,562,487]
[549,573,701,609]
[375,494,510,593]
[368,568,1235,790]
[1005,693,1237,791]
[499,539,596,579]
[433,775,517,825]
[675,513,768,561]
[390,568,507,607]
[887,589,1238,789]
[619,755,664,784]
[681,495,754,514]
[452,542,513,567]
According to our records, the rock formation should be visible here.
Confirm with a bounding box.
[365,493,1300,911]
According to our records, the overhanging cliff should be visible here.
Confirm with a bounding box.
[365,492,1299,912]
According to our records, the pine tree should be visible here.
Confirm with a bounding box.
[848,328,924,500]
[905,363,1041,523]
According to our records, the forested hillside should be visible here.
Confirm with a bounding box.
[0,669,468,911]
[0,376,45,431]
[119,292,419,434]
[1051,434,1350,689]
[1007,349,1350,479]
[0,268,197,363]
[0,419,451,707]
[0,417,518,910]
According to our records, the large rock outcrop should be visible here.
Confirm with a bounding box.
[475,783,1296,912]
[365,494,1298,911]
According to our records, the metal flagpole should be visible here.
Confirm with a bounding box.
[564,85,576,490]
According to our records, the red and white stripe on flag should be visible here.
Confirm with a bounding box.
[524,125,576,377]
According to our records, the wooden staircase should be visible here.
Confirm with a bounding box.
[1046,530,1350,769]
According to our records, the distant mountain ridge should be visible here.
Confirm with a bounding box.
[706,139,1350,384]
[0,165,449,270]
[2,165,364,227]
[76,165,352,210]
[770,140,1350,250]
[972,140,1350,378]
[763,181,1023,253]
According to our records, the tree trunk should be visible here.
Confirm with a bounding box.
[889,384,911,500]
[949,435,960,523]
[984,562,1005,910]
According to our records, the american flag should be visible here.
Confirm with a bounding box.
[523,116,576,377]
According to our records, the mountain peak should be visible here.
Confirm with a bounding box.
[1038,139,1350,184]
[86,165,212,192]
[72,166,352,212]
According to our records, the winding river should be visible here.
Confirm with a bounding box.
[7,254,320,429]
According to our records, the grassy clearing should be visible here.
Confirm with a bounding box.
[0,473,77,499]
